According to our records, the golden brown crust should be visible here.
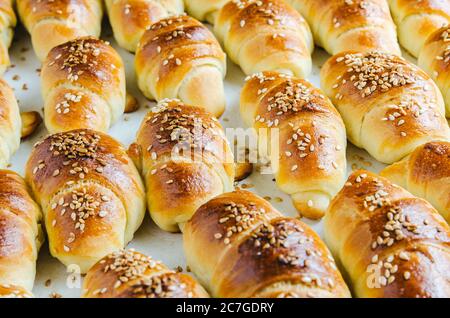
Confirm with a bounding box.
[0,284,33,298]
[321,51,450,164]
[0,170,43,292]
[240,71,347,219]
[388,0,450,57]
[286,0,401,55]
[25,129,145,273]
[0,0,16,74]
[83,249,209,298]
[17,0,103,60]
[325,170,450,298]
[105,0,184,52]
[41,37,126,133]
[134,99,234,232]
[381,141,450,223]
[184,190,351,298]
[419,25,450,117]
[136,15,226,117]
[0,78,21,169]
[214,0,313,77]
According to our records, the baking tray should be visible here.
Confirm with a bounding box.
[5,24,393,298]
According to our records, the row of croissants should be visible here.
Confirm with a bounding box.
[0,0,449,298]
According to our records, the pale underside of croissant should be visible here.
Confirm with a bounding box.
[136,15,227,117]
[0,170,43,294]
[184,190,351,298]
[185,0,228,24]
[240,71,347,219]
[129,99,234,232]
[0,78,21,169]
[25,129,146,273]
[321,51,450,164]
[105,0,184,52]
[214,0,314,78]
[41,37,126,134]
[418,25,450,117]
[325,170,450,298]
[82,249,209,298]
[286,0,401,55]
[388,0,450,58]
[17,0,103,61]
[381,141,450,223]
[0,0,16,74]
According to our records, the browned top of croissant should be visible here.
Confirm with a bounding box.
[0,0,16,25]
[42,37,123,92]
[26,129,142,207]
[189,190,350,297]
[243,71,342,127]
[83,250,207,298]
[333,170,450,297]
[219,0,306,34]
[424,26,450,72]
[0,284,32,298]
[136,14,225,83]
[137,99,232,165]
[0,170,41,251]
[392,0,450,16]
[18,0,97,23]
[407,141,450,182]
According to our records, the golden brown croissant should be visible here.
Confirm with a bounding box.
[135,14,227,117]
[105,0,184,52]
[240,71,347,219]
[321,51,450,164]
[184,190,351,298]
[41,37,126,133]
[0,284,33,298]
[388,0,450,58]
[25,129,146,273]
[286,0,401,55]
[381,141,450,223]
[82,249,209,298]
[214,0,313,78]
[184,0,228,24]
[0,0,16,74]
[129,99,234,232]
[17,0,103,61]
[418,25,450,117]
[0,170,43,294]
[0,78,21,169]
[325,170,450,298]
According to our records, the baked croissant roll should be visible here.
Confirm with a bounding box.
[0,78,21,169]
[418,25,450,117]
[129,99,234,232]
[285,0,401,55]
[184,0,227,24]
[214,0,314,78]
[0,284,33,298]
[0,170,43,294]
[240,72,347,219]
[381,141,450,223]
[135,15,226,117]
[41,37,126,134]
[325,170,450,298]
[321,51,450,164]
[17,0,103,61]
[388,0,450,58]
[0,0,16,74]
[83,249,209,298]
[105,0,184,52]
[25,129,146,273]
[184,190,351,298]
